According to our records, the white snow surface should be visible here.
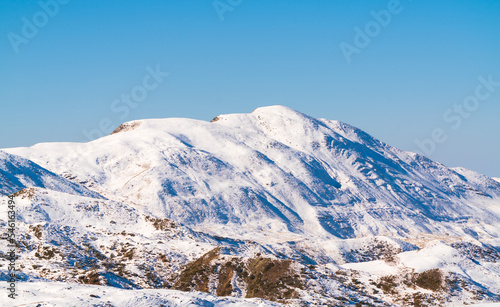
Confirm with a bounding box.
[0,281,281,307]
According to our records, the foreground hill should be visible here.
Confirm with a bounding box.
[2,187,499,306]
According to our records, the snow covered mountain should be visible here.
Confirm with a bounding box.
[2,106,500,306]
[5,106,500,240]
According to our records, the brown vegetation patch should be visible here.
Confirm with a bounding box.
[35,245,58,260]
[173,247,221,292]
[121,247,135,260]
[414,269,443,291]
[30,224,44,240]
[376,275,398,294]
[173,250,303,302]
[145,216,176,231]
[216,262,234,296]
[79,270,101,285]
[244,256,303,301]
[12,187,36,200]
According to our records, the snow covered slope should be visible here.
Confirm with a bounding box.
[0,150,102,198]
[494,178,500,183]
[5,106,500,240]
[3,187,500,306]
[0,281,281,306]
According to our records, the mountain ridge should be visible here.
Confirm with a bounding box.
[0,150,103,199]
[4,105,500,240]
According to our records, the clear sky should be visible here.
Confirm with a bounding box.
[1,0,499,177]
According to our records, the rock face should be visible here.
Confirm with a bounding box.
[1,106,500,305]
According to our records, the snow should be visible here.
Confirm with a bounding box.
[0,150,102,198]
[1,106,500,305]
[398,241,458,272]
[342,259,399,276]
[1,281,281,306]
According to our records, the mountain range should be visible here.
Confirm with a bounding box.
[1,106,499,306]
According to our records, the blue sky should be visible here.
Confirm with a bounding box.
[1,0,499,176]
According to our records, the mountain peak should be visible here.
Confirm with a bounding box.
[251,105,305,116]
[111,120,143,135]
[210,105,311,126]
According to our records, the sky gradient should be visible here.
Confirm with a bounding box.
[1,0,499,176]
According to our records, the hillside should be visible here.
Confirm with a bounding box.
[0,150,102,199]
